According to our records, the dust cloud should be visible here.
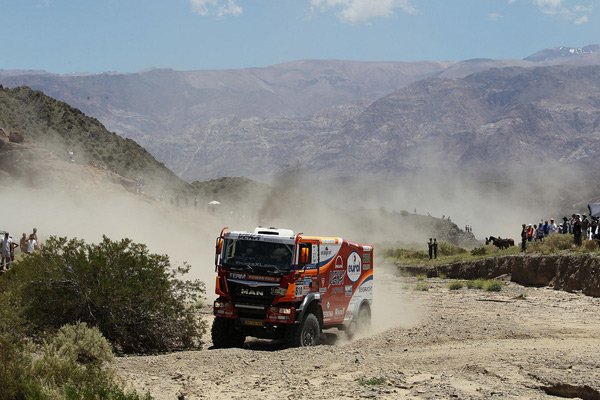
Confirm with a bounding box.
[0,161,585,343]
[0,185,244,286]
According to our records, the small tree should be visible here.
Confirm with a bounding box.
[4,236,205,354]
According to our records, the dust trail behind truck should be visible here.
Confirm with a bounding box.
[212,226,374,347]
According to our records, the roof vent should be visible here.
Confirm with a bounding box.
[253,226,294,236]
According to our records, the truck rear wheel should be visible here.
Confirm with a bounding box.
[211,317,246,348]
[345,305,371,340]
[285,313,320,347]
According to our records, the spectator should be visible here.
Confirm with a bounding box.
[548,219,557,235]
[591,217,599,241]
[26,234,38,254]
[536,223,545,242]
[19,232,27,253]
[572,214,582,246]
[427,238,433,260]
[581,215,590,240]
[527,224,534,241]
[561,217,570,234]
[1,232,13,271]
[521,224,527,252]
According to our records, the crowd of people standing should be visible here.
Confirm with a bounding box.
[1,228,39,272]
[520,214,599,251]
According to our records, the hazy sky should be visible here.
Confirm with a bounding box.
[1,0,598,74]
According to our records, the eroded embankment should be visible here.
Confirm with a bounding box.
[398,253,600,297]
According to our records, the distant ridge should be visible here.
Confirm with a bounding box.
[524,44,600,62]
[1,45,599,181]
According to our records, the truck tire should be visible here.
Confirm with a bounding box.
[211,317,245,348]
[285,313,320,347]
[345,305,371,340]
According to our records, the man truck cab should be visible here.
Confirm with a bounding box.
[212,227,373,347]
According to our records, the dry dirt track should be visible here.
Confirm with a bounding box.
[114,263,600,400]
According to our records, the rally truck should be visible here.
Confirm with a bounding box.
[211,227,373,347]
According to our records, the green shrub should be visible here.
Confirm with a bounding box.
[447,280,464,290]
[437,242,467,256]
[438,273,447,279]
[583,239,599,252]
[528,234,574,254]
[470,247,487,256]
[483,280,503,292]
[356,376,386,386]
[5,235,206,354]
[416,274,426,281]
[45,322,113,365]
[0,334,43,400]
[33,322,151,400]
[466,279,484,289]
[414,282,430,291]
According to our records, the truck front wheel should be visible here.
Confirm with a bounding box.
[211,317,246,348]
[285,313,320,347]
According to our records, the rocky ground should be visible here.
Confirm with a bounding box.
[114,263,600,400]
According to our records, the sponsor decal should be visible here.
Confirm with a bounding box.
[347,252,362,283]
[362,253,371,263]
[335,256,344,269]
[321,277,325,287]
[329,270,346,286]
[247,275,281,283]
[319,287,327,293]
[332,286,344,294]
[323,311,333,318]
[345,285,353,296]
[228,272,247,279]
[295,281,303,297]
[363,263,370,271]
[240,288,264,296]
[334,307,345,316]
[237,234,261,241]
[359,286,372,293]
[303,277,311,294]
[320,246,333,258]
[326,301,331,310]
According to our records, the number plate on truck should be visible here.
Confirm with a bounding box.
[242,319,264,327]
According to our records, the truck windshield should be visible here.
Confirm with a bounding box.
[221,239,294,275]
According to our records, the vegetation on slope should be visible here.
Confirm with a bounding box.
[383,233,599,267]
[0,85,186,192]
[0,236,206,399]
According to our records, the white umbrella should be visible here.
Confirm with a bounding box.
[208,200,221,205]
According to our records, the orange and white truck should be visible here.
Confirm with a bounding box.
[212,227,374,347]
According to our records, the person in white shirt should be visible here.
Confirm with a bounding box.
[1,232,15,271]
[548,218,558,235]
[26,234,38,255]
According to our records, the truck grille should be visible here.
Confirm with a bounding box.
[227,280,276,306]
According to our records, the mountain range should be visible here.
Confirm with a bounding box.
[1,45,599,182]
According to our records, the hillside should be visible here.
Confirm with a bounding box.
[128,65,600,188]
[0,85,187,193]
[0,85,479,249]
[1,45,599,182]
[319,65,600,175]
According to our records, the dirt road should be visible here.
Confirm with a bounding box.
[114,264,600,399]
